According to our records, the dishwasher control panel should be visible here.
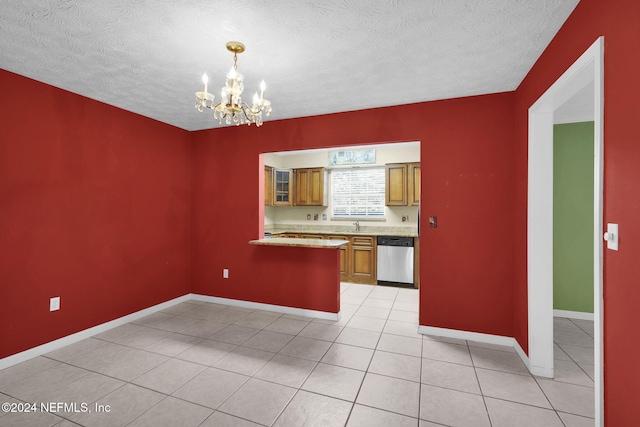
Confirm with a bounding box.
[377,236,414,247]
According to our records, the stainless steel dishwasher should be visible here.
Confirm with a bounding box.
[377,236,414,287]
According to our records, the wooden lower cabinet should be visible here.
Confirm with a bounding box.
[274,232,379,285]
[300,234,325,239]
[331,235,377,285]
[327,235,349,276]
[350,240,376,284]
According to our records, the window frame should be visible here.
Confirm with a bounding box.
[330,166,386,221]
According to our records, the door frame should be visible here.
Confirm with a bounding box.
[527,37,604,424]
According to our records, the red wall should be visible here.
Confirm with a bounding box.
[191,93,516,337]
[190,130,342,312]
[0,70,192,359]
[513,0,640,422]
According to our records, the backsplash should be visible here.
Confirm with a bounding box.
[265,223,418,236]
[264,205,418,228]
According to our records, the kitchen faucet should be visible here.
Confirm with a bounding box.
[353,220,360,232]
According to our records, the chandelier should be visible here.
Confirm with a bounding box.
[195,41,272,127]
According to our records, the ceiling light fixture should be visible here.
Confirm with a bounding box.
[195,41,272,127]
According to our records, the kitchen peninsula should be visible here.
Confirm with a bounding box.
[260,226,419,287]
[249,237,349,249]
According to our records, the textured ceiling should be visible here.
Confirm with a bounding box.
[0,0,580,131]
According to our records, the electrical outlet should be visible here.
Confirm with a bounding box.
[223,269,229,279]
[50,297,60,312]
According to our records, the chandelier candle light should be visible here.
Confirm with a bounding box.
[195,41,272,126]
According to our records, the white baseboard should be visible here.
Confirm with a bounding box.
[553,309,594,321]
[418,326,515,347]
[0,294,192,371]
[530,363,554,378]
[0,293,340,371]
[418,326,534,376]
[190,294,341,321]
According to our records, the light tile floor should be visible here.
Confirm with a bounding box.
[0,283,595,426]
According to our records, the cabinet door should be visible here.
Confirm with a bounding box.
[350,235,376,284]
[386,164,408,206]
[351,244,376,282]
[328,235,349,277]
[294,169,310,205]
[308,168,325,206]
[264,166,273,206]
[408,163,420,206]
[294,168,326,206]
[274,169,292,206]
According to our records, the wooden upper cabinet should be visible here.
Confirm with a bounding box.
[386,162,420,206]
[308,168,326,206]
[273,169,293,206]
[264,165,274,206]
[385,164,408,206]
[294,168,309,205]
[408,163,421,206]
[294,168,327,206]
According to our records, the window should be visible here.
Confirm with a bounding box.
[331,167,385,219]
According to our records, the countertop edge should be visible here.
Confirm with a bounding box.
[249,238,349,249]
[267,230,418,238]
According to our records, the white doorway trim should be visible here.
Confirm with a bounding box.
[527,36,604,425]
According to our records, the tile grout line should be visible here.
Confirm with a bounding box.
[468,338,494,426]
[334,282,360,427]
[532,375,575,423]
[347,286,398,426]
[553,338,596,383]
[322,282,370,427]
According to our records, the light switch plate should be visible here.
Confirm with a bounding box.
[604,223,619,251]
[50,297,60,311]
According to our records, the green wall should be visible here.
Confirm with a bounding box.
[553,121,594,313]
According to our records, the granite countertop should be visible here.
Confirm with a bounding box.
[250,237,350,249]
[268,229,418,238]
